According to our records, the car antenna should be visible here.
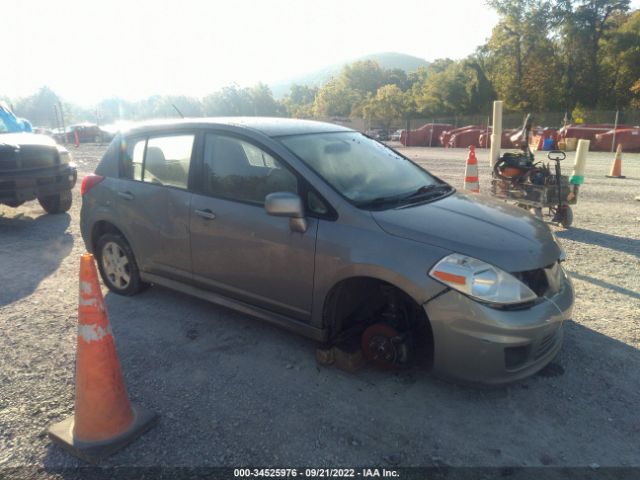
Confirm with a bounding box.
[172,104,184,118]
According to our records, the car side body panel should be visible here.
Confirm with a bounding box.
[310,217,450,328]
[114,179,192,282]
[190,193,318,321]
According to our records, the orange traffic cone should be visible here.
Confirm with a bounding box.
[48,253,158,463]
[74,130,80,148]
[606,144,626,178]
[464,145,480,193]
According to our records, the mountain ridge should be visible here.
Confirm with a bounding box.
[270,51,429,98]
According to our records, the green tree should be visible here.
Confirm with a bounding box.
[312,78,360,117]
[484,0,560,110]
[202,85,253,116]
[341,60,386,95]
[558,0,630,107]
[249,83,279,116]
[599,10,640,107]
[361,84,409,129]
[283,84,318,117]
[409,60,494,116]
[630,78,640,107]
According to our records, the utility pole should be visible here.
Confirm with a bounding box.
[611,109,619,153]
[58,101,67,145]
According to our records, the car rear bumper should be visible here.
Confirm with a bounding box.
[424,270,574,386]
[0,164,77,204]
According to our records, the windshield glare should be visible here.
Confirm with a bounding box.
[279,132,441,205]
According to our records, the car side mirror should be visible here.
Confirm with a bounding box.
[265,192,307,233]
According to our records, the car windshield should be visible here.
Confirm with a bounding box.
[279,131,448,208]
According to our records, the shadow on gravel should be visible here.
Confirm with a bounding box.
[567,270,640,300]
[40,288,640,468]
[556,227,640,258]
[0,212,73,306]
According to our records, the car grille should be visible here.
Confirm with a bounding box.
[512,262,563,298]
[18,145,59,170]
[0,144,59,172]
[513,267,549,296]
[0,144,19,171]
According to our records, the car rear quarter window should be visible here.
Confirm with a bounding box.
[202,134,297,204]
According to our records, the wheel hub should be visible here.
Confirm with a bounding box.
[102,241,131,289]
[361,323,408,369]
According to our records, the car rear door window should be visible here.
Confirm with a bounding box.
[143,135,194,189]
[202,134,297,204]
[122,134,194,188]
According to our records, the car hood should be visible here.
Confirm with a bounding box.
[0,133,57,148]
[371,191,561,273]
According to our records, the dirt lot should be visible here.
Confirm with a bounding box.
[0,143,639,474]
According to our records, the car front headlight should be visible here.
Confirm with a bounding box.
[429,253,537,305]
[57,146,71,165]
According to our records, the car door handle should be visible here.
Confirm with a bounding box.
[195,209,216,220]
[117,191,134,200]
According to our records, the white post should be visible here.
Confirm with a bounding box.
[489,101,503,167]
[571,139,590,186]
[486,116,490,149]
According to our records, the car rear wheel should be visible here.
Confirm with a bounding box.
[96,233,147,296]
[38,190,72,214]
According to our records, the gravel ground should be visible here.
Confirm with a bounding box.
[0,143,639,476]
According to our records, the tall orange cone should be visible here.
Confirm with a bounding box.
[74,130,80,148]
[606,144,626,178]
[48,253,158,463]
[464,145,480,193]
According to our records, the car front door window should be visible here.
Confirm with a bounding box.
[202,134,297,203]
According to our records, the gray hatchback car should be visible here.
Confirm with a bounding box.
[80,118,574,385]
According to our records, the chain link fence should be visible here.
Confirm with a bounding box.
[362,109,640,133]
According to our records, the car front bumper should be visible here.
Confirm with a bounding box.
[424,270,574,386]
[0,164,77,204]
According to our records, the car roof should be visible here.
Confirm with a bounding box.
[121,117,354,138]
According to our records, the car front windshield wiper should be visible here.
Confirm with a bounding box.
[354,195,404,209]
[399,184,452,203]
[355,184,453,210]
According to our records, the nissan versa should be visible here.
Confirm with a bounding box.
[79,118,574,385]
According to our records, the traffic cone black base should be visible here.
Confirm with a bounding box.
[48,405,158,464]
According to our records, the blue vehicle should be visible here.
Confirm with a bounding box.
[0,102,33,133]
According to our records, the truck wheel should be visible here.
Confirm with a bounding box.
[96,233,147,296]
[38,190,72,214]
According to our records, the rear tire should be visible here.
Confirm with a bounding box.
[38,190,72,214]
[560,205,573,228]
[96,233,147,296]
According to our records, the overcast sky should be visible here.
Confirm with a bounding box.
[3,0,639,105]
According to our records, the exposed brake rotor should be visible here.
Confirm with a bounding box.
[361,323,411,369]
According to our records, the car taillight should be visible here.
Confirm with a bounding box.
[80,174,105,196]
